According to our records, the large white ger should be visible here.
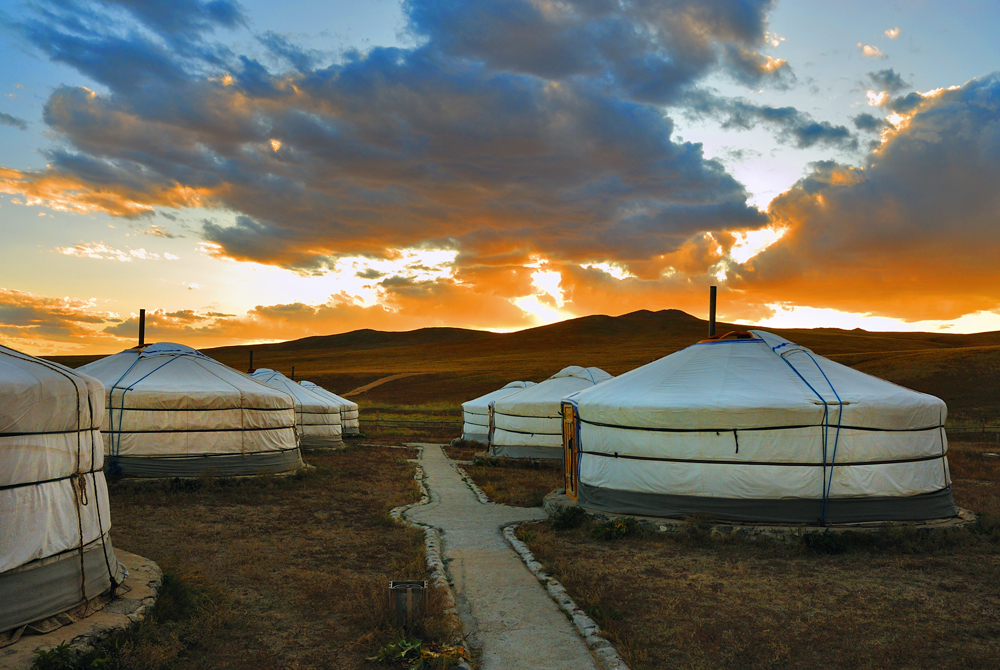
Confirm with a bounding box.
[300,381,359,435]
[79,344,303,477]
[252,370,342,447]
[1,345,126,637]
[492,367,612,459]
[461,381,536,443]
[563,331,957,524]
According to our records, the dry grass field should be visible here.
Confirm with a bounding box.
[459,457,564,507]
[75,446,461,670]
[510,439,1000,670]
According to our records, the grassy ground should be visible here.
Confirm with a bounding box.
[84,445,460,670]
[442,440,485,462]
[514,440,1000,670]
[460,457,564,508]
[356,403,462,444]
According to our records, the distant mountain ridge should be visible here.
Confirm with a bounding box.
[205,309,706,356]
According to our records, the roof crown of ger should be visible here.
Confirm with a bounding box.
[130,342,205,358]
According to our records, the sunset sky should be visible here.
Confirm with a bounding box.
[1,0,999,355]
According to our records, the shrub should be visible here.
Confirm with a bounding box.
[591,516,640,541]
[552,505,588,530]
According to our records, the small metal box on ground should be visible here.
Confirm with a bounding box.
[389,580,428,630]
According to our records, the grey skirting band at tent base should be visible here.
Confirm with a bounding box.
[300,435,343,448]
[461,432,488,444]
[576,483,959,524]
[108,448,304,478]
[490,444,563,460]
[0,535,123,635]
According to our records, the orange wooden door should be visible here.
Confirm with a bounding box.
[562,402,579,500]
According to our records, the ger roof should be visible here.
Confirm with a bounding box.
[462,381,537,413]
[493,366,612,417]
[79,343,293,410]
[567,331,944,431]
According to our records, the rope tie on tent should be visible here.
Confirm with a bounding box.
[774,344,843,524]
[69,373,89,607]
[3,348,110,603]
[803,351,844,524]
[109,354,183,472]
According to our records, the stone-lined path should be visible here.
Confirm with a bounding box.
[405,444,600,670]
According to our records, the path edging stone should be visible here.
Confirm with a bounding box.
[389,447,472,670]
[454,465,490,504]
[502,525,630,670]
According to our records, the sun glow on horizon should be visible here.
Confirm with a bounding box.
[739,304,1000,334]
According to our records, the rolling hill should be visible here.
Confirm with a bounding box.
[48,309,1000,423]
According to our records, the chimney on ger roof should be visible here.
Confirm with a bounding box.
[138,309,146,348]
[708,286,717,338]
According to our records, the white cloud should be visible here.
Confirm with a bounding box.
[885,27,900,39]
[866,90,889,106]
[129,248,160,260]
[57,242,167,262]
[857,43,885,58]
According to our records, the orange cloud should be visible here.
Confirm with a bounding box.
[0,166,217,217]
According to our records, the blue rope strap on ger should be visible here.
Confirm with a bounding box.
[108,353,184,471]
[773,343,843,524]
[803,351,844,523]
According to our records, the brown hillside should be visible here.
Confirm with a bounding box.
[48,310,1000,422]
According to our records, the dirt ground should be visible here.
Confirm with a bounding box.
[103,445,456,670]
[512,440,1000,670]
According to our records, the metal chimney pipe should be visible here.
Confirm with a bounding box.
[291,365,295,381]
[248,350,254,373]
[709,286,717,338]
[138,309,146,347]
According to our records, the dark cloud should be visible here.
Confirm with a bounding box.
[888,91,925,115]
[405,0,785,102]
[0,112,28,130]
[10,0,243,94]
[356,268,385,279]
[257,31,325,71]
[724,45,794,88]
[867,68,910,93]
[687,94,857,150]
[99,0,247,39]
[15,29,765,269]
[852,112,890,133]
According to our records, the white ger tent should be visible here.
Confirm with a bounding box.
[564,330,958,524]
[492,367,612,459]
[79,344,302,477]
[252,369,342,447]
[461,381,536,443]
[1,345,126,639]
[300,381,359,435]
